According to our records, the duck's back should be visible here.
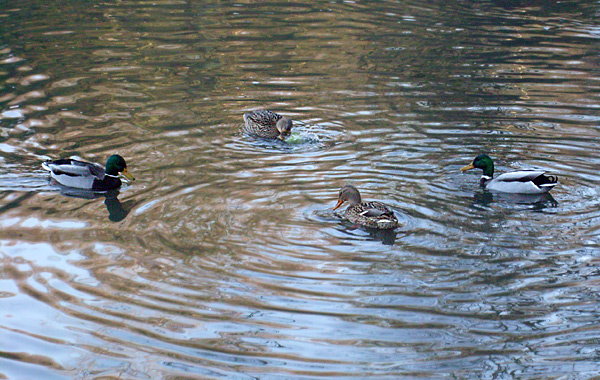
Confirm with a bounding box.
[487,170,557,194]
[243,110,282,138]
[44,159,103,176]
[42,158,120,190]
[346,201,398,229]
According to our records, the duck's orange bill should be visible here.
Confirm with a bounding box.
[460,163,475,172]
[333,199,344,211]
[121,167,135,181]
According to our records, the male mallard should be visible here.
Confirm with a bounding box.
[461,154,557,194]
[333,185,399,229]
[243,110,293,140]
[42,154,135,191]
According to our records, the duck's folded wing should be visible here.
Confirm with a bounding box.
[244,110,280,125]
[495,170,546,183]
[360,202,396,218]
[44,159,105,179]
[360,208,386,217]
[490,170,557,193]
[86,163,106,179]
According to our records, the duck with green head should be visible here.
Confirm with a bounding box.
[243,110,293,140]
[42,154,135,191]
[461,154,557,194]
[333,185,399,229]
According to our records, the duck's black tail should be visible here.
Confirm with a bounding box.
[534,174,558,188]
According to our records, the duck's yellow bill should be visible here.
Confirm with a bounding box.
[460,163,475,172]
[121,167,135,181]
[333,199,344,211]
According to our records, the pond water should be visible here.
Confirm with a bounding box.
[2,0,600,379]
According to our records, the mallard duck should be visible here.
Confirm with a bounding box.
[461,154,558,194]
[42,154,135,191]
[243,110,293,140]
[333,185,399,229]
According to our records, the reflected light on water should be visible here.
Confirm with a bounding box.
[1,0,600,379]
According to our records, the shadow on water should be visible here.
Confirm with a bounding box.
[0,172,133,222]
[337,217,398,246]
[55,187,134,222]
[365,225,398,246]
[0,192,37,214]
[472,190,558,210]
[3,0,600,378]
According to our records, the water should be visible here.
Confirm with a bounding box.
[2,0,600,378]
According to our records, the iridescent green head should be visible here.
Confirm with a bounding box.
[105,154,135,180]
[461,154,494,178]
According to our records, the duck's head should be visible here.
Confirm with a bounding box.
[461,154,494,178]
[276,117,293,140]
[106,154,135,181]
[333,184,362,210]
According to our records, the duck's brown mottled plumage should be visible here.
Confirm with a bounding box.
[333,185,399,230]
[243,110,293,139]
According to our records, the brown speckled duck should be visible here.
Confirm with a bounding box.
[243,110,293,140]
[333,185,399,230]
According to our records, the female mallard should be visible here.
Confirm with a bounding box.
[42,154,135,191]
[333,185,399,229]
[461,154,557,194]
[243,110,293,140]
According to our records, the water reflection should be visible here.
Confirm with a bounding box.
[338,220,399,246]
[471,190,558,210]
[55,187,132,222]
[2,0,600,379]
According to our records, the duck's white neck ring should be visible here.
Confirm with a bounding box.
[105,173,119,178]
[481,175,492,180]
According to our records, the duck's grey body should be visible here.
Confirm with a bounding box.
[462,154,558,194]
[483,170,558,194]
[42,155,133,191]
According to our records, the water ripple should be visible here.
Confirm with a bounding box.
[1,0,600,379]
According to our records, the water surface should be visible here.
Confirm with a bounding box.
[2,0,600,379]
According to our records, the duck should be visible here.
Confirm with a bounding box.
[42,154,135,191]
[333,185,399,229]
[243,110,293,140]
[461,154,558,194]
